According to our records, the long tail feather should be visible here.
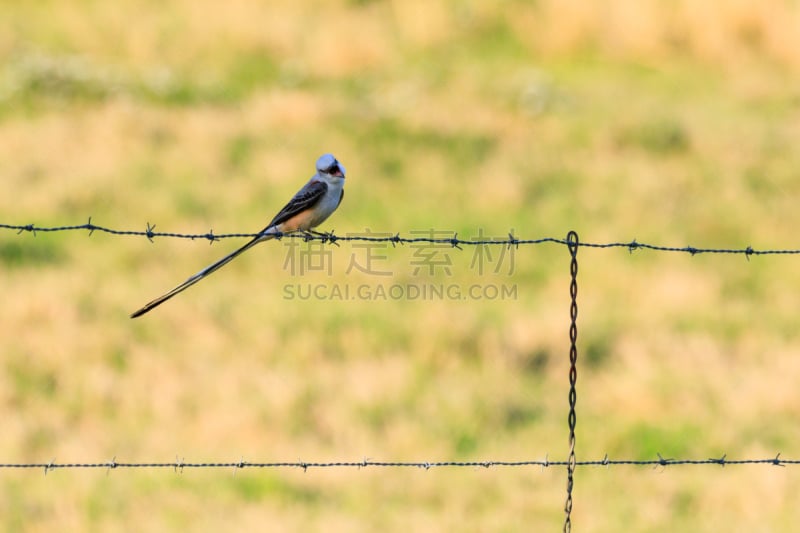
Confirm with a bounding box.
[130,234,273,318]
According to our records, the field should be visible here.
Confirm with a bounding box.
[2,1,800,531]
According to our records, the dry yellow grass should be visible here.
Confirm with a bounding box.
[2,1,800,531]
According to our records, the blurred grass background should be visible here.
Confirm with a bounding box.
[2,0,800,531]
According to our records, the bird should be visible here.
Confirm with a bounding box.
[130,153,346,318]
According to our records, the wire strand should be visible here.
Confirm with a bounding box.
[2,220,799,256]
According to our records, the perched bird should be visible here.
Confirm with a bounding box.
[131,153,346,318]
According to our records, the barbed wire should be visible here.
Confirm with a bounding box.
[3,220,798,530]
[2,220,800,256]
[1,455,796,474]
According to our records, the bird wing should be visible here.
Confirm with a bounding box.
[265,179,328,229]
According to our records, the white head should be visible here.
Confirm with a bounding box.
[316,153,345,178]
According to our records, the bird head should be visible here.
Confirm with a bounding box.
[316,153,345,178]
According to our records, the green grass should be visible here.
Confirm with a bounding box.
[0,239,66,268]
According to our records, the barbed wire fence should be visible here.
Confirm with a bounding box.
[2,220,800,530]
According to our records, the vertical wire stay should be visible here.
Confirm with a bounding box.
[564,230,579,533]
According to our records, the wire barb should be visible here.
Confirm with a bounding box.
[324,230,340,247]
[106,456,117,475]
[710,454,727,467]
[86,216,97,236]
[772,453,784,467]
[145,222,156,243]
[507,231,519,249]
[17,223,36,236]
